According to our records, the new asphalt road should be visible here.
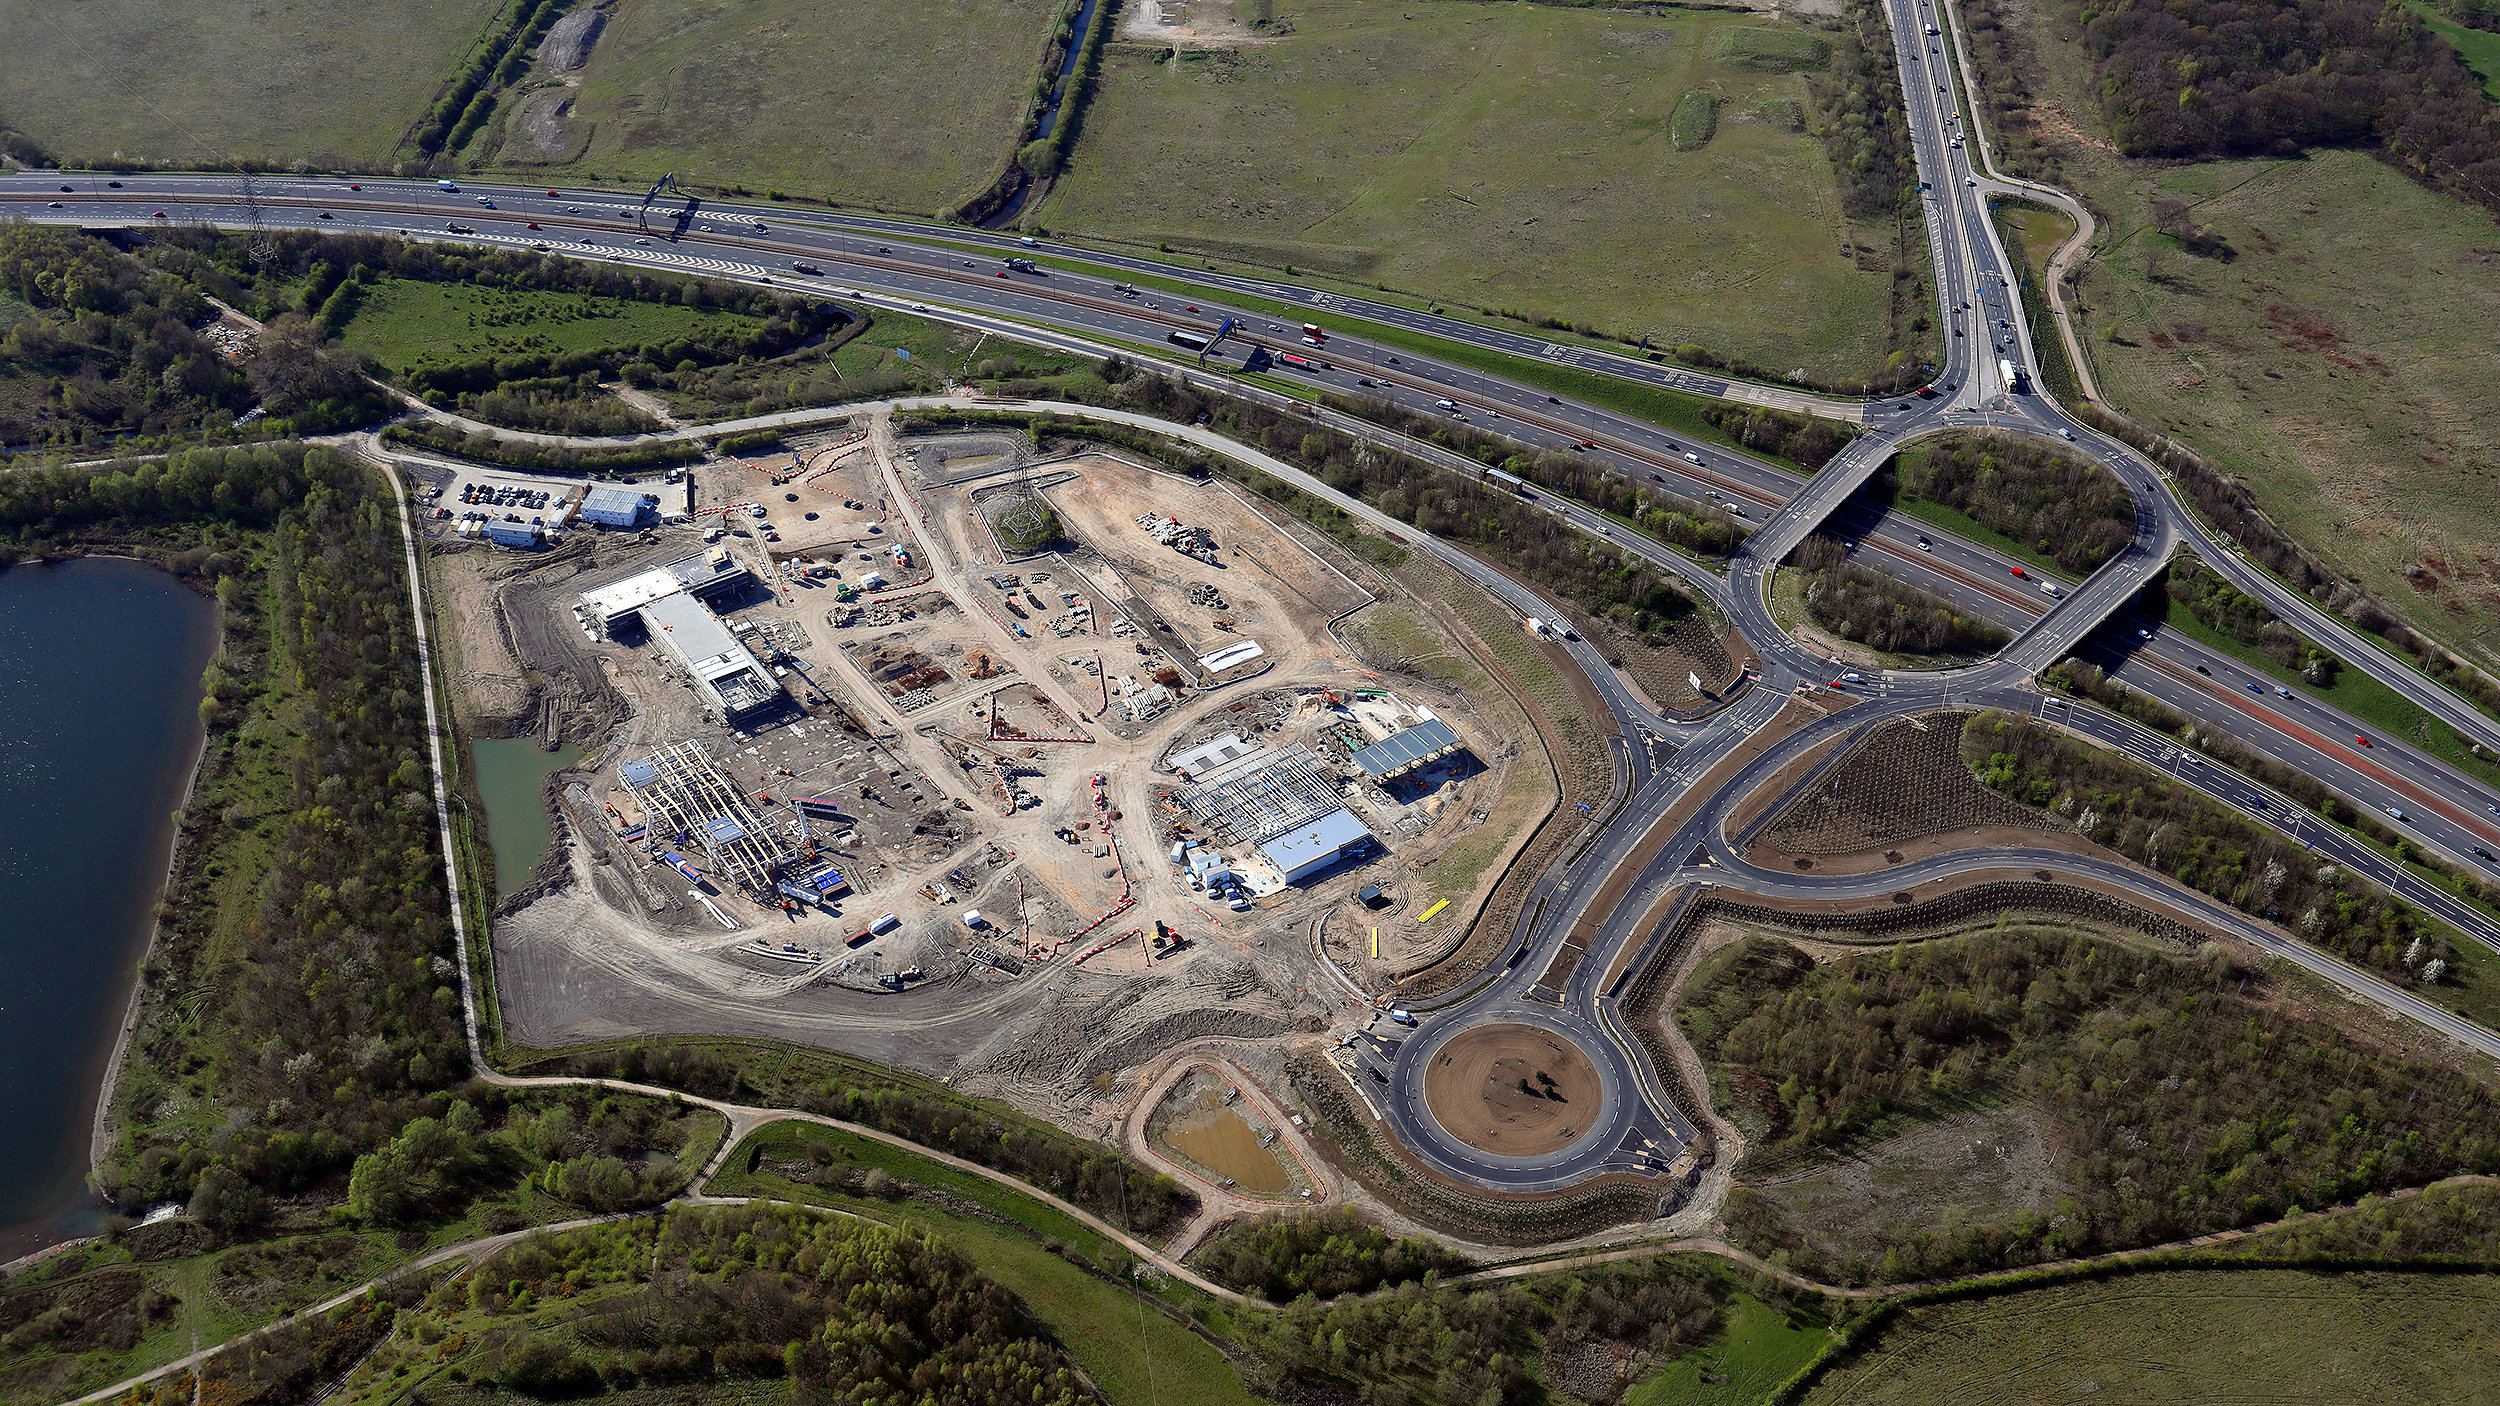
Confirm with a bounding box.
[9,0,2500,1190]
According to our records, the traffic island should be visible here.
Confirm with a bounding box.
[1423,1023,1604,1157]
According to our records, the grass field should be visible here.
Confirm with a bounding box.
[0,0,498,167]
[2404,0,2500,97]
[1801,1268,2500,1403]
[708,1123,1264,1406]
[1042,0,1897,381]
[511,0,1065,213]
[1629,1292,1829,1405]
[337,279,765,377]
[2006,8,2500,681]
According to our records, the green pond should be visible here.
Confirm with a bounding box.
[471,738,581,892]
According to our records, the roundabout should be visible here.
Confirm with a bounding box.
[1422,1022,1607,1159]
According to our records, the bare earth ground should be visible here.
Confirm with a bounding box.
[1746,710,2067,863]
[1748,1105,2069,1273]
[460,417,1550,1167]
[1423,1024,1605,1158]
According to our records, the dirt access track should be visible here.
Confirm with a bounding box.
[1424,1023,1603,1157]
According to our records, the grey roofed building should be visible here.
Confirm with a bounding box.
[1257,809,1376,884]
[579,486,657,528]
[1348,717,1467,780]
[640,590,781,721]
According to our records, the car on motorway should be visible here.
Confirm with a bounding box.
[1683,451,1702,465]
[347,183,360,190]
[318,211,333,218]
[1577,440,1597,450]
[151,210,166,217]
[793,262,822,275]
[2385,806,2408,821]
[2137,627,2152,639]
[2476,846,2498,862]
[2060,428,2076,440]
[525,221,540,229]
[1918,537,1933,551]
[2246,681,2265,693]
[635,237,650,245]
[1185,304,1199,312]
[545,190,559,197]
[476,196,494,206]
[2357,734,2373,747]
[2276,686,2293,697]
[44,201,59,208]
[2009,565,2028,578]
[2040,581,2062,597]
[107,180,121,188]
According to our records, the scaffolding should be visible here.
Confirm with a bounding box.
[622,740,791,895]
[1179,743,1343,844]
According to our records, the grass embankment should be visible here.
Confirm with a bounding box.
[1988,197,2082,403]
[338,281,761,377]
[1041,0,1896,382]
[2149,553,2500,795]
[2012,18,2500,675]
[2401,0,2500,98]
[503,0,1064,213]
[1630,1293,1828,1405]
[0,0,494,165]
[1798,1268,2500,1403]
[707,1122,1263,1406]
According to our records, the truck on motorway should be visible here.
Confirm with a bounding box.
[1999,356,2030,393]
[1005,257,1038,273]
[1301,322,1326,346]
[1167,330,1211,351]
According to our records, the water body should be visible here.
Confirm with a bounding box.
[0,559,217,1256]
[471,739,580,894]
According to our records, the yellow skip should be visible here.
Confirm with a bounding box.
[1417,899,1451,923]
[1371,926,1379,959]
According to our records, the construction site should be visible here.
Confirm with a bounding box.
[427,410,1537,1154]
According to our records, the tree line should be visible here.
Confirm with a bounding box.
[2058,0,2500,216]
[0,225,387,450]
[1239,1255,1727,1406]
[540,1040,1198,1239]
[1809,0,1917,221]
[1197,1206,1473,1300]
[1690,927,2500,1285]
[1964,711,2459,984]
[0,445,470,1219]
[1888,431,2135,573]
[2150,552,2345,684]
[1080,369,1705,638]
[1790,532,2012,655]
[419,1206,1095,1404]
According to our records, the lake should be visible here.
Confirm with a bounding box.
[0,559,217,1258]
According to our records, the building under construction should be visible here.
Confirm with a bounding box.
[618,740,793,897]
[1178,742,1377,883]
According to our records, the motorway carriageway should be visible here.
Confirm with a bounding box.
[14,177,2500,917]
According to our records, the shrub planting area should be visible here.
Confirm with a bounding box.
[1685,927,2500,1285]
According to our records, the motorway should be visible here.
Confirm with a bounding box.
[10,0,2500,1195]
